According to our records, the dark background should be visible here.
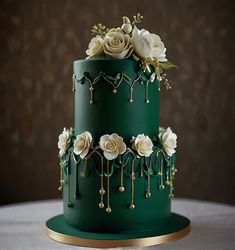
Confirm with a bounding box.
[0,0,235,205]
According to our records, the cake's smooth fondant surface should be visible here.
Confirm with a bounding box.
[74,58,159,141]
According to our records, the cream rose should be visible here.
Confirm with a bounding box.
[158,127,177,156]
[58,128,73,156]
[103,31,132,59]
[86,35,104,58]
[131,134,153,157]
[73,131,92,159]
[99,133,126,160]
[132,27,167,62]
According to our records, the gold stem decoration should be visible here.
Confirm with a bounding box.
[145,80,150,103]
[106,160,112,213]
[118,155,130,192]
[58,163,64,191]
[159,158,165,190]
[145,158,151,198]
[129,76,141,103]
[89,83,94,104]
[130,158,136,209]
[99,154,105,209]
[119,165,125,192]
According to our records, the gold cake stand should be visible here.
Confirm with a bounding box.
[45,214,191,248]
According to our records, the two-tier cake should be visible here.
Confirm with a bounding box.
[46,14,190,248]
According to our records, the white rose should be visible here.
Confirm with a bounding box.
[99,133,126,160]
[158,127,177,156]
[58,128,73,156]
[86,35,104,58]
[132,27,167,62]
[73,131,92,159]
[131,134,153,157]
[103,31,132,59]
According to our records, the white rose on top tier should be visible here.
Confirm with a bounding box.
[86,35,104,58]
[132,27,167,62]
[58,128,73,157]
[103,29,132,59]
[158,127,177,156]
[131,134,153,157]
[73,131,93,159]
[99,133,126,160]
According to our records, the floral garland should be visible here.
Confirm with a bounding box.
[58,127,177,160]
[85,13,177,89]
[57,127,177,211]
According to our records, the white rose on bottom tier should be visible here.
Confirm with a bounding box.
[58,128,73,157]
[131,134,153,157]
[158,127,177,156]
[73,131,92,159]
[99,133,126,160]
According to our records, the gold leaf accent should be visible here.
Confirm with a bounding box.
[159,61,178,70]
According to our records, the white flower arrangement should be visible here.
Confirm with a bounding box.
[86,13,177,87]
[73,131,93,159]
[99,133,126,160]
[158,127,177,156]
[131,134,154,157]
[57,128,73,156]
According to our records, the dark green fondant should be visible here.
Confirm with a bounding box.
[61,58,174,234]
[73,58,159,142]
[63,150,171,233]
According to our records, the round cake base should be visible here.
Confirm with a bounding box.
[45,213,190,248]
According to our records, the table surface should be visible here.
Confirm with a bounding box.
[0,198,235,250]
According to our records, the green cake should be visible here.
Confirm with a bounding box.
[46,14,190,247]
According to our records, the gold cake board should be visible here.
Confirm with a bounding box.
[45,213,190,248]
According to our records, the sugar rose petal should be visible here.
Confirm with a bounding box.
[73,131,92,159]
[99,133,126,160]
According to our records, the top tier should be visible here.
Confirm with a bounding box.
[73,58,159,142]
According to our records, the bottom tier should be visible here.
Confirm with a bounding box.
[60,144,177,233]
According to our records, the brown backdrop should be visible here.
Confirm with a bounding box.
[0,0,235,205]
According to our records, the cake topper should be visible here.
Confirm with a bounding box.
[86,13,177,89]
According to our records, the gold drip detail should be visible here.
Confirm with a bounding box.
[145,158,151,198]
[145,80,150,103]
[129,158,136,209]
[58,163,64,191]
[159,158,165,190]
[106,160,112,213]
[99,154,105,209]
[119,165,125,192]
[129,76,141,103]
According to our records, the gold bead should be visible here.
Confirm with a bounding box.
[99,202,104,208]
[146,99,150,104]
[106,207,112,213]
[119,186,125,192]
[145,192,151,198]
[113,89,117,93]
[99,188,105,195]
[129,98,133,103]
[130,203,135,209]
